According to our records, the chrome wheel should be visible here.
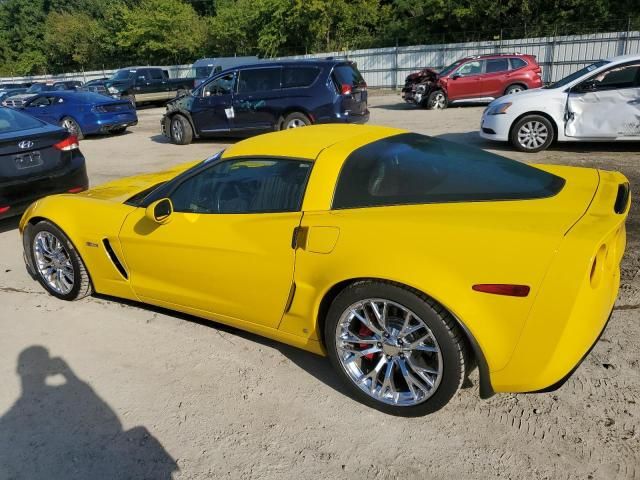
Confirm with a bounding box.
[506,85,524,95]
[431,92,446,109]
[335,298,443,406]
[33,231,74,295]
[517,120,548,150]
[62,118,78,136]
[171,118,184,142]
[286,118,307,128]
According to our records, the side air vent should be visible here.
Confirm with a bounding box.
[614,183,630,214]
[102,239,128,279]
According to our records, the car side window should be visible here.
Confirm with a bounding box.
[170,158,312,214]
[29,96,52,107]
[237,68,281,94]
[282,67,320,88]
[137,70,150,83]
[149,69,164,81]
[203,73,235,97]
[589,63,640,91]
[456,61,483,76]
[485,58,509,73]
[510,57,527,70]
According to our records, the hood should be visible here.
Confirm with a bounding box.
[79,161,200,203]
[406,68,439,84]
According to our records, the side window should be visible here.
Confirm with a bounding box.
[29,96,51,107]
[136,70,150,83]
[589,63,640,90]
[170,158,312,214]
[282,67,320,88]
[203,73,235,96]
[237,68,281,94]
[485,58,509,74]
[149,69,164,81]
[456,61,483,76]
[510,57,527,70]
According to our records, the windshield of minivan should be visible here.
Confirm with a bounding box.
[543,60,609,89]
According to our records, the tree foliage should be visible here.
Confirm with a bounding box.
[0,0,637,76]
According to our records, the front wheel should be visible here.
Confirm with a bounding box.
[325,281,468,416]
[426,90,447,110]
[510,114,554,152]
[25,221,92,301]
[169,115,193,145]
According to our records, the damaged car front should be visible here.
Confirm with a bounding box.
[401,68,440,107]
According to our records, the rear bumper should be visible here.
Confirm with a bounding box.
[84,114,138,134]
[323,110,370,125]
[0,152,88,219]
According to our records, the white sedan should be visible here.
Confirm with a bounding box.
[480,54,640,152]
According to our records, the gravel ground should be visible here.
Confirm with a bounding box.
[0,94,638,480]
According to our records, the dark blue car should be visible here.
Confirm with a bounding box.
[161,59,369,145]
[17,91,138,139]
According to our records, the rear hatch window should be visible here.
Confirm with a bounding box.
[332,63,366,91]
[332,63,367,115]
[333,133,565,209]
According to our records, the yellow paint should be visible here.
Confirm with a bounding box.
[20,125,629,394]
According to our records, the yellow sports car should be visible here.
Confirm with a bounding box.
[19,125,630,416]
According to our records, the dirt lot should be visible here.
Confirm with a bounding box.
[1,94,639,480]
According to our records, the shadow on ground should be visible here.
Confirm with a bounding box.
[0,346,178,480]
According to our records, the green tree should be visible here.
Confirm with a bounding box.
[44,11,106,71]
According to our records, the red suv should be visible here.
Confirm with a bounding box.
[402,54,542,109]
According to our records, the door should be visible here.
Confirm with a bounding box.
[233,67,282,130]
[133,69,160,101]
[148,68,169,100]
[190,72,236,133]
[446,60,485,100]
[481,57,510,97]
[565,62,640,139]
[23,95,59,124]
[118,157,313,328]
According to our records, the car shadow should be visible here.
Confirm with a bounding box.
[369,102,415,111]
[0,346,178,480]
[92,294,349,397]
[150,134,244,146]
[0,217,20,234]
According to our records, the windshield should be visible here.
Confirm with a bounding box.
[543,61,609,89]
[439,60,464,76]
[111,70,135,81]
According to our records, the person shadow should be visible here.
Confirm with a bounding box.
[0,346,178,480]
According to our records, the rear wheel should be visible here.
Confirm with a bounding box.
[61,117,83,140]
[282,112,310,129]
[325,281,468,416]
[169,114,193,145]
[426,90,447,110]
[510,114,554,152]
[505,84,526,95]
[26,221,92,301]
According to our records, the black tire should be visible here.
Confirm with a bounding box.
[324,280,468,417]
[169,114,193,145]
[504,83,526,95]
[426,90,447,110]
[110,126,127,135]
[61,116,84,140]
[509,114,555,153]
[282,112,311,129]
[25,220,92,301]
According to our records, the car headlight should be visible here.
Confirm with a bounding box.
[486,102,512,115]
[107,86,119,94]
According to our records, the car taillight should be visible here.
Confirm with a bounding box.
[68,187,85,193]
[0,206,10,214]
[92,105,107,113]
[54,135,79,151]
[340,84,352,95]
[472,284,530,297]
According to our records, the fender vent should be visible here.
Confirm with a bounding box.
[614,183,630,214]
[102,239,128,279]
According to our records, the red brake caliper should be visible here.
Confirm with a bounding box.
[358,324,376,360]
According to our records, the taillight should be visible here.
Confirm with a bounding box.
[472,284,530,297]
[0,206,10,214]
[67,187,85,193]
[92,105,107,113]
[54,135,79,151]
[340,84,352,95]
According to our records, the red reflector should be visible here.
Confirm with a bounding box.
[68,187,85,193]
[340,84,352,95]
[0,206,10,214]
[54,135,79,151]
[472,284,530,297]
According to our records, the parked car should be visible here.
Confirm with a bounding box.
[101,67,196,105]
[4,81,84,107]
[82,78,110,95]
[0,82,30,89]
[19,124,629,416]
[0,88,27,103]
[162,59,369,145]
[17,91,138,139]
[402,53,542,109]
[192,56,260,87]
[0,106,87,220]
[480,54,640,152]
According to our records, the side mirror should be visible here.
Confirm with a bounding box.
[451,73,461,80]
[577,80,597,93]
[145,198,173,224]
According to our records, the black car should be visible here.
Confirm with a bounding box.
[0,107,88,220]
[161,59,369,145]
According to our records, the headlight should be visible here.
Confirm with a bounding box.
[486,102,512,115]
[107,86,118,94]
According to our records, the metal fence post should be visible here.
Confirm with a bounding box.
[394,38,399,90]
[624,16,631,54]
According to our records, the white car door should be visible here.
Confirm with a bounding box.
[565,61,640,139]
